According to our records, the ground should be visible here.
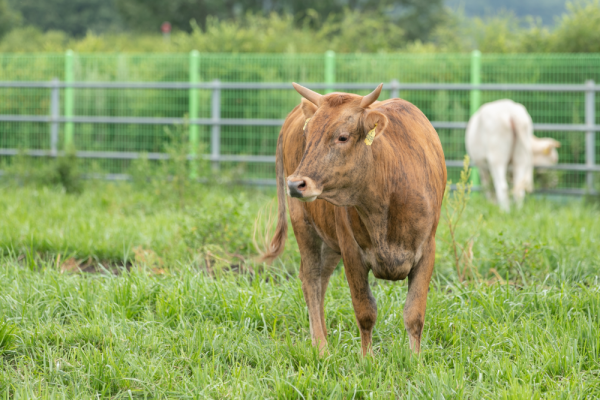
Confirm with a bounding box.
[0,182,599,398]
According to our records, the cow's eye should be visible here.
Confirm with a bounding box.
[337,134,349,143]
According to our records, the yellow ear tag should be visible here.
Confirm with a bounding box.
[303,118,311,130]
[543,147,551,155]
[364,124,377,146]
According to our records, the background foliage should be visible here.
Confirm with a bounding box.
[1,0,600,53]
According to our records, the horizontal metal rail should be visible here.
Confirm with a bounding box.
[3,149,598,172]
[2,81,600,92]
[0,115,286,126]
[0,149,276,163]
[1,115,600,133]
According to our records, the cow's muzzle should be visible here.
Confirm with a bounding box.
[287,176,321,202]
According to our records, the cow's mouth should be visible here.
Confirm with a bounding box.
[296,195,318,202]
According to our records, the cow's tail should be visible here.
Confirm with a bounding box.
[509,113,534,192]
[509,116,531,153]
[254,130,288,263]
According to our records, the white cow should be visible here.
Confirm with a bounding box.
[466,99,560,211]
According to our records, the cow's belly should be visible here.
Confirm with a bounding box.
[344,206,428,281]
[359,240,424,281]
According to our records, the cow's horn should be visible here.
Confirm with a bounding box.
[360,83,384,108]
[292,82,323,106]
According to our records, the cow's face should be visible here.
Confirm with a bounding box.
[286,84,388,206]
[532,136,560,166]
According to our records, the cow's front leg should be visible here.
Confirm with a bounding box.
[296,237,339,353]
[299,258,327,351]
[403,239,435,354]
[339,252,377,356]
[299,249,340,353]
[335,208,377,356]
[318,248,341,338]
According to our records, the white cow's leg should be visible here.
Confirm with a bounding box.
[511,164,529,209]
[490,163,510,212]
[477,164,496,202]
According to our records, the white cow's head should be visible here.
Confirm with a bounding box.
[532,136,560,166]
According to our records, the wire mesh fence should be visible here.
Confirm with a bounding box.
[0,51,599,192]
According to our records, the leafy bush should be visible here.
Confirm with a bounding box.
[0,11,412,54]
[2,1,600,54]
[1,150,81,193]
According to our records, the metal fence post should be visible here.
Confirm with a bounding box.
[50,78,59,157]
[470,50,481,116]
[64,50,74,149]
[211,79,221,171]
[390,79,400,99]
[585,79,596,192]
[325,50,335,94]
[189,50,200,179]
[469,50,482,187]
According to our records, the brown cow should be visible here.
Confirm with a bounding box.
[260,83,447,356]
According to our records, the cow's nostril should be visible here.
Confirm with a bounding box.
[288,179,310,198]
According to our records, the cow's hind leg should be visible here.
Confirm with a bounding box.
[489,162,510,212]
[511,160,532,209]
[477,164,495,203]
[404,238,436,354]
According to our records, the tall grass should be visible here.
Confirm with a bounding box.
[0,182,599,397]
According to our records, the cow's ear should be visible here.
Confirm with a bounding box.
[543,139,561,155]
[301,98,317,119]
[362,110,388,145]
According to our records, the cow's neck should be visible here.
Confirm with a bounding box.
[350,161,421,278]
[354,191,389,247]
[352,152,395,246]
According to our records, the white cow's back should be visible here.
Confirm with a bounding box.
[466,99,533,166]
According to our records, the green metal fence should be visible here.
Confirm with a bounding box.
[0,51,599,191]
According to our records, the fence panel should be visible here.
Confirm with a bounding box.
[0,52,598,191]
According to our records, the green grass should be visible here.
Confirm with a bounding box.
[0,182,600,398]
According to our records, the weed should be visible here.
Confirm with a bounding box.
[1,149,82,193]
[129,121,210,207]
[54,148,82,194]
[442,155,483,282]
[489,232,547,284]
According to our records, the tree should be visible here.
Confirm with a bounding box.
[0,0,21,38]
[8,0,122,36]
[115,0,446,42]
[549,0,600,52]
[115,0,239,32]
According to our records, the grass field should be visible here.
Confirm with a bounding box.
[1,180,600,398]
